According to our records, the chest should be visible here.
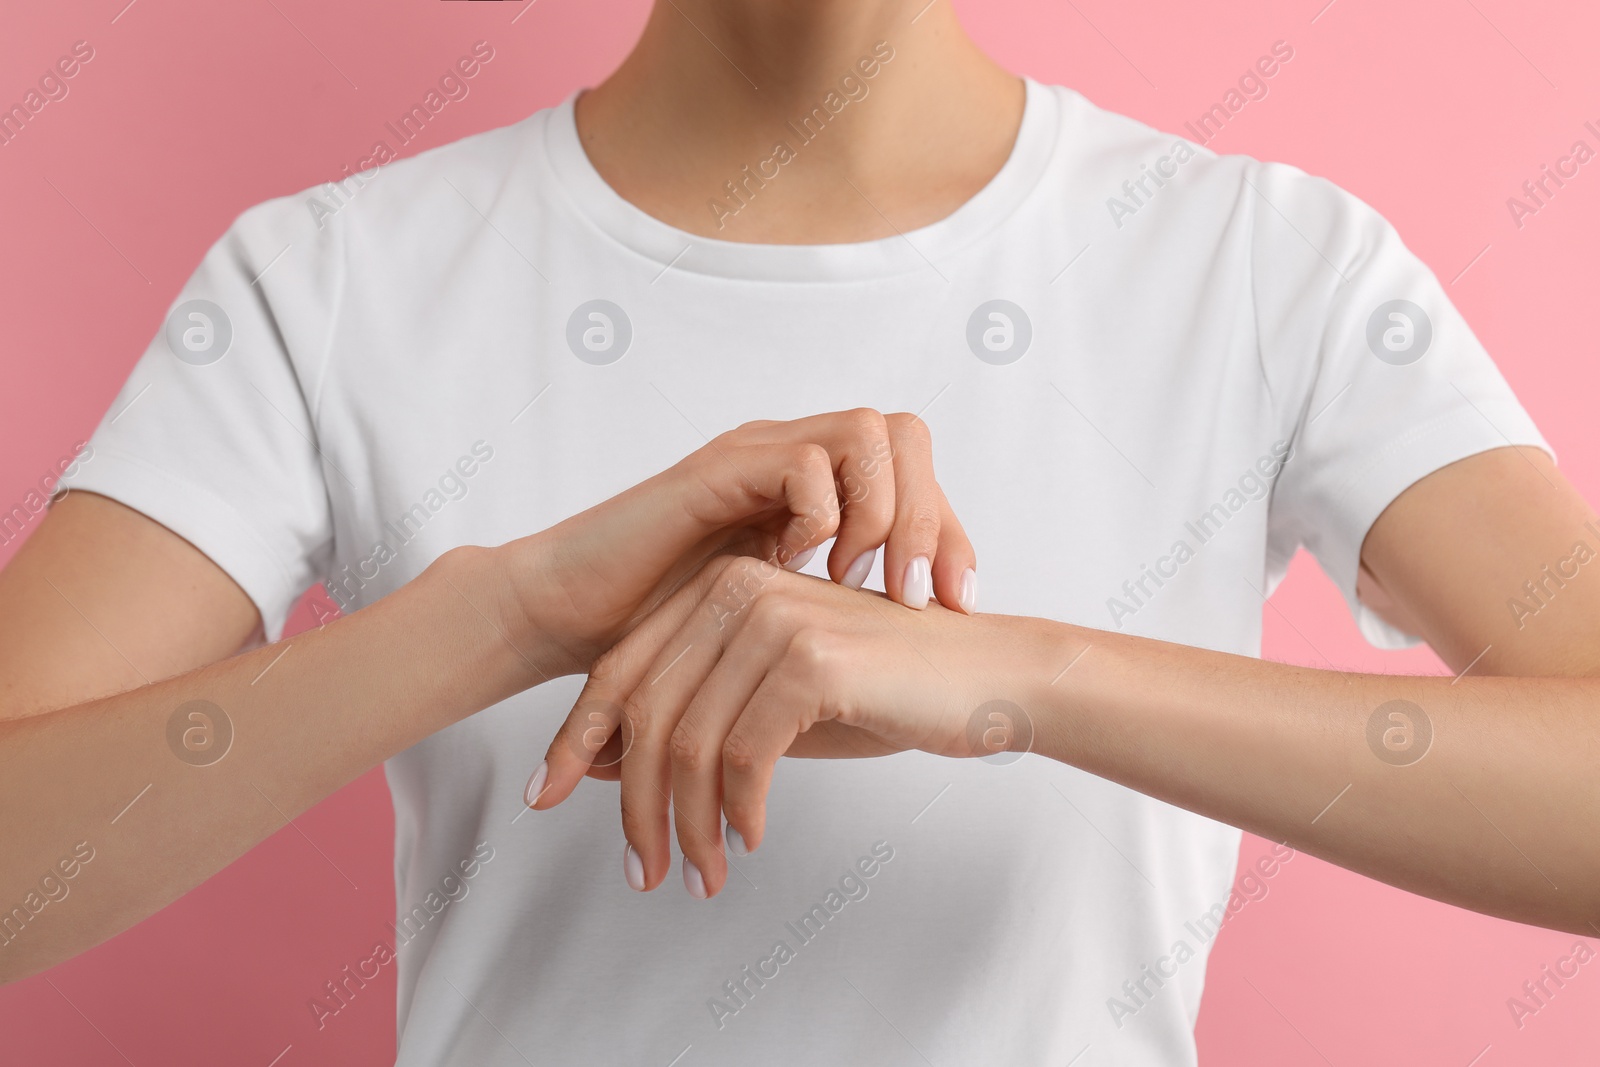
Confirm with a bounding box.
[318,225,1277,652]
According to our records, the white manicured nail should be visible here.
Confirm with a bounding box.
[523,761,548,808]
[959,569,978,614]
[842,549,875,590]
[902,556,931,609]
[623,844,646,892]
[725,823,750,857]
[783,545,817,572]
[683,857,708,899]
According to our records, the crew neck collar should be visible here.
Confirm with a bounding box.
[539,78,1059,283]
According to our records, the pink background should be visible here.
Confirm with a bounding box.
[3,0,1597,1063]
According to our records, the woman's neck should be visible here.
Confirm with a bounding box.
[576,0,1024,243]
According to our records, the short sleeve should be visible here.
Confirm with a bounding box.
[1254,161,1551,649]
[58,196,342,640]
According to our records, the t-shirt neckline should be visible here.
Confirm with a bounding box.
[540,77,1058,283]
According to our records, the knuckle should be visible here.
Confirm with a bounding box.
[668,725,706,770]
[886,411,932,448]
[901,502,943,546]
[723,555,777,596]
[721,731,761,775]
[619,694,654,740]
[748,589,799,633]
[788,627,839,675]
[793,442,834,480]
[586,647,624,688]
[717,553,758,583]
[844,406,889,443]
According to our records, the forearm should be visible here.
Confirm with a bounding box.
[0,546,545,984]
[1020,619,1600,934]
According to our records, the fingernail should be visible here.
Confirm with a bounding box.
[842,549,875,590]
[783,545,817,572]
[623,844,646,892]
[725,823,751,857]
[523,760,549,808]
[959,568,978,614]
[683,856,708,899]
[901,556,931,609]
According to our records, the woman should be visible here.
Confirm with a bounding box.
[4,1,1597,1064]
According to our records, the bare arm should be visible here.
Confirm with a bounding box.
[0,492,261,719]
[0,493,534,983]
[0,410,974,983]
[541,447,1600,932]
[1038,446,1600,932]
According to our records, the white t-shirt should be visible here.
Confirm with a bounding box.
[63,78,1546,1065]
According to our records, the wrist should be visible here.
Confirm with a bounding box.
[947,613,1081,758]
[421,543,578,697]
[999,615,1101,762]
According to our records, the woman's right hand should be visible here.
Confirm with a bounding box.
[495,409,978,678]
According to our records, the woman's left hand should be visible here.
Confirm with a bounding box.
[530,555,1050,897]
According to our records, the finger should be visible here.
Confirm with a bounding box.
[931,496,979,615]
[816,410,897,587]
[733,410,897,586]
[531,685,624,808]
[699,442,842,569]
[668,595,801,898]
[879,413,976,611]
[580,731,626,781]
[534,556,735,810]
[571,440,840,625]
[616,557,782,891]
[720,644,831,856]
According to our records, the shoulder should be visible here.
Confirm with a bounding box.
[1039,81,1387,258]
[221,107,553,270]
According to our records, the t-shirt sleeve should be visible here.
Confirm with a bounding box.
[1254,160,1551,649]
[57,196,341,641]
